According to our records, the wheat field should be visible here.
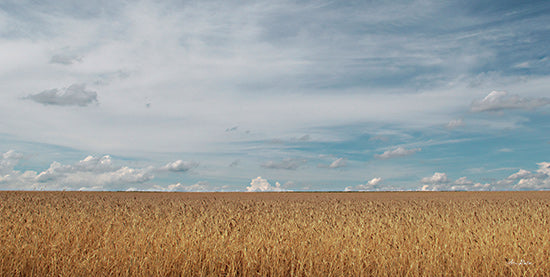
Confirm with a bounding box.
[1,191,549,276]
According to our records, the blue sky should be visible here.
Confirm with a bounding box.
[1,0,550,191]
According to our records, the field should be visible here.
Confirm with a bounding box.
[1,191,549,276]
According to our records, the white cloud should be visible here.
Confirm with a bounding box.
[471,91,550,112]
[161,160,198,172]
[318,157,347,169]
[507,162,550,190]
[261,159,307,170]
[446,118,465,129]
[508,169,532,180]
[420,172,491,191]
[0,150,39,189]
[246,176,288,192]
[3,0,537,159]
[1,1,550,191]
[345,177,390,191]
[33,156,154,190]
[166,181,211,192]
[375,147,421,159]
[329,157,347,168]
[421,172,449,184]
[0,153,154,190]
[0,150,23,174]
[537,162,550,175]
[25,84,98,107]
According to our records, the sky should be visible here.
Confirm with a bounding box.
[1,0,550,192]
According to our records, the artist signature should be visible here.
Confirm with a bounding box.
[507,259,532,265]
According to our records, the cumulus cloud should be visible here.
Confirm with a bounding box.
[34,155,153,189]
[0,152,154,190]
[421,172,449,184]
[345,177,390,191]
[497,162,550,190]
[246,176,289,192]
[471,91,550,112]
[420,172,491,191]
[161,160,198,172]
[446,118,465,129]
[261,158,307,170]
[0,150,38,189]
[419,162,550,191]
[25,84,98,106]
[375,147,421,159]
[166,181,211,192]
[0,150,24,174]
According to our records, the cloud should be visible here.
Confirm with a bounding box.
[2,1,550,192]
[421,172,449,184]
[446,118,465,129]
[50,53,82,65]
[246,176,288,192]
[25,84,98,107]
[161,160,198,172]
[471,91,550,112]
[420,172,491,191]
[261,158,307,170]
[0,150,24,174]
[501,163,550,190]
[329,157,347,168]
[225,126,238,132]
[421,163,550,191]
[345,177,389,191]
[0,150,38,189]
[375,147,421,159]
[0,153,155,190]
[35,155,121,182]
[166,181,211,192]
[318,157,348,169]
[33,155,154,189]
[369,136,389,142]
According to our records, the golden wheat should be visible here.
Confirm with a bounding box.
[1,191,549,276]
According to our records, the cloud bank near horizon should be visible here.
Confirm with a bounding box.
[2,150,550,192]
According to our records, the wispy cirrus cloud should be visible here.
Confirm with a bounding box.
[446,118,465,129]
[1,1,550,191]
[261,158,307,170]
[471,91,550,112]
[375,147,421,160]
[318,157,347,169]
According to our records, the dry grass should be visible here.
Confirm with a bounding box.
[1,191,549,276]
